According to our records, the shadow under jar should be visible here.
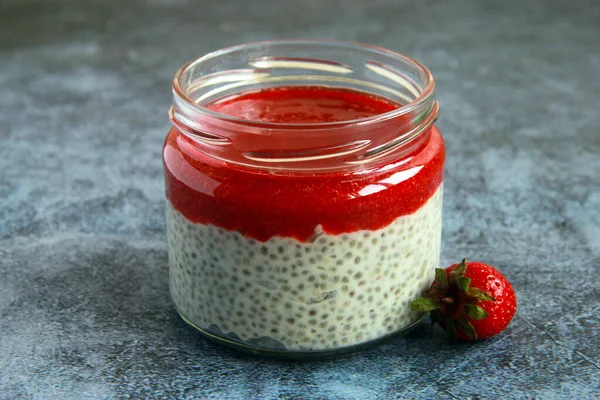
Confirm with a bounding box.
[163,40,445,358]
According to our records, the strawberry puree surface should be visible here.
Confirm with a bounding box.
[163,86,445,242]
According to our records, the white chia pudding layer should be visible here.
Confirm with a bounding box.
[167,186,443,351]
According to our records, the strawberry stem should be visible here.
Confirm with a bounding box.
[409,258,498,342]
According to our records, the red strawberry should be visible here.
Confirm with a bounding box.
[410,259,517,341]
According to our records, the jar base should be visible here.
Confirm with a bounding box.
[176,309,426,360]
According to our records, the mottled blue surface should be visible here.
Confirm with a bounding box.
[1,0,599,398]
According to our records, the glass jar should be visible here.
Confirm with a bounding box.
[163,40,444,358]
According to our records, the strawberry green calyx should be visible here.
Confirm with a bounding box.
[409,258,497,341]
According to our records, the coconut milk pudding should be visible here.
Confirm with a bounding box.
[167,186,442,351]
[164,41,444,356]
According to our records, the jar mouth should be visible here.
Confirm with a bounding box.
[172,39,436,129]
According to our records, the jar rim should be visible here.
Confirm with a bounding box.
[172,39,436,129]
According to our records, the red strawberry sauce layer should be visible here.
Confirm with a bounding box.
[163,86,445,242]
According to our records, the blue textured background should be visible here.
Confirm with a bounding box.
[1,0,599,398]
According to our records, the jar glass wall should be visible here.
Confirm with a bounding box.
[163,40,445,358]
